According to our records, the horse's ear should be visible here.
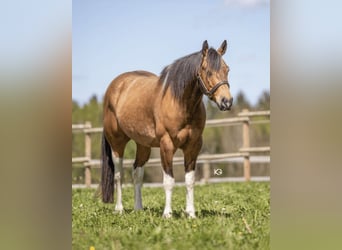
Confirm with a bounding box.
[217,40,227,56]
[201,40,209,57]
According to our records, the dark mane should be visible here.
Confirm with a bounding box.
[159,48,222,100]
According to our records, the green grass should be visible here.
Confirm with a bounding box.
[72,182,270,250]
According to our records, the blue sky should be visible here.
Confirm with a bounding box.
[72,0,269,105]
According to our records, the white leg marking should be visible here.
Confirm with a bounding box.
[163,170,175,218]
[132,166,144,210]
[185,170,196,218]
[113,156,124,213]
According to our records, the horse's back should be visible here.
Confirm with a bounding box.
[104,70,159,106]
[105,70,157,93]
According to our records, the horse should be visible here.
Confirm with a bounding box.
[101,40,233,218]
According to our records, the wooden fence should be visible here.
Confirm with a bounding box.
[72,109,270,187]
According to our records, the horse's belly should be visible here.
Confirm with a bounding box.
[120,121,159,147]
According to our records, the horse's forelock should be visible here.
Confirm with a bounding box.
[207,48,222,71]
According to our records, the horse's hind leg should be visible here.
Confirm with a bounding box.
[107,134,129,213]
[113,155,124,212]
[133,144,151,210]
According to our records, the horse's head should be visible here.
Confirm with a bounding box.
[197,40,233,111]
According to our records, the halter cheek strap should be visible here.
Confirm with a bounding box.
[197,74,230,99]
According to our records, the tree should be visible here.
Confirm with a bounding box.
[235,91,251,111]
[256,90,270,110]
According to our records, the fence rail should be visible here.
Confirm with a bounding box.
[72,109,270,187]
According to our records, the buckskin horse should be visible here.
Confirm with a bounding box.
[101,40,233,218]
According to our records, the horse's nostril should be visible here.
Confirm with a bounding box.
[221,97,229,104]
[220,97,232,110]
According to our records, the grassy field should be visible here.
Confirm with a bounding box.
[72,182,270,250]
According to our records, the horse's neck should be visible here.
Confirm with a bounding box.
[181,83,204,115]
[160,81,204,123]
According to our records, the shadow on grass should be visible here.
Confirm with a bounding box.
[198,209,232,218]
[97,205,231,219]
[132,207,231,219]
[145,207,184,218]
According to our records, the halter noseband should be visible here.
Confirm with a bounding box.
[196,73,230,99]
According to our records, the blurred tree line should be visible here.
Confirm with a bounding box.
[72,90,270,183]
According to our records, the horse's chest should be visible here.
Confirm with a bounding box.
[163,117,204,148]
[171,126,197,148]
[176,128,190,146]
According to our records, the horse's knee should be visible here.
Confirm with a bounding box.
[114,171,121,180]
[113,157,123,181]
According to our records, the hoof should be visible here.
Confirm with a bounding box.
[162,212,172,219]
[134,207,143,211]
[114,204,124,214]
[186,209,196,218]
[187,213,196,219]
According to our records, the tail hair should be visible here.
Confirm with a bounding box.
[101,133,115,203]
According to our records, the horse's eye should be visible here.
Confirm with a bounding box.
[207,71,213,77]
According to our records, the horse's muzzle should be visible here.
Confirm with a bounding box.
[219,97,233,111]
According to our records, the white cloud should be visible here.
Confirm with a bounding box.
[224,0,269,8]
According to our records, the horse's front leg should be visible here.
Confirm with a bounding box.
[183,137,203,218]
[160,135,176,218]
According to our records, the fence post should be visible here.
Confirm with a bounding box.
[242,109,251,181]
[202,161,210,184]
[85,121,92,187]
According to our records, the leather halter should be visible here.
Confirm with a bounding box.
[197,73,230,99]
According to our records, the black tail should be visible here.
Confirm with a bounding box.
[101,133,115,203]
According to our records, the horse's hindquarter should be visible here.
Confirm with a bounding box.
[104,71,161,147]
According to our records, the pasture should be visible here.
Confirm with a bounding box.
[72,182,269,250]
